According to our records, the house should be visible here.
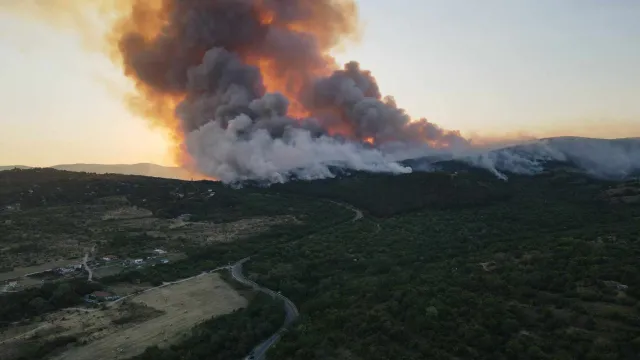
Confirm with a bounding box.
[153,249,167,255]
[4,204,21,212]
[85,291,120,303]
[604,280,629,291]
[176,214,191,221]
[102,255,118,262]
[55,267,75,275]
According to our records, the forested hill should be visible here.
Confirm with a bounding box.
[2,166,640,359]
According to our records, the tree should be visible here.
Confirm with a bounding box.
[28,297,49,314]
[50,283,77,308]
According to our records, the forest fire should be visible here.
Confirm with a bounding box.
[3,0,468,183]
[4,1,640,186]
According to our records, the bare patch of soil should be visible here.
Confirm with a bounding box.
[52,273,246,360]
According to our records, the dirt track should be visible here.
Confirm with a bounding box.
[53,273,247,360]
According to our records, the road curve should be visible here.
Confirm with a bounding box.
[82,252,93,282]
[328,201,363,222]
[231,258,299,360]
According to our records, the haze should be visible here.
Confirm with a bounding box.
[1,0,639,167]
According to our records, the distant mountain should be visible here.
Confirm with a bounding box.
[0,165,32,171]
[0,163,193,180]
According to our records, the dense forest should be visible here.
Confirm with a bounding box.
[0,279,103,326]
[2,166,640,359]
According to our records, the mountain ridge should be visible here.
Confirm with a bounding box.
[0,163,191,180]
[2,136,639,181]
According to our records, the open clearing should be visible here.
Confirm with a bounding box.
[0,258,83,282]
[52,273,247,360]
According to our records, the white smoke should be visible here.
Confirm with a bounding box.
[185,112,412,183]
[367,136,640,181]
[420,137,640,180]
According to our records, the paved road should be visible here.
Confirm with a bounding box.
[82,252,93,282]
[231,258,299,360]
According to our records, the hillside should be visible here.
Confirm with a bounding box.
[0,163,190,180]
[1,167,640,359]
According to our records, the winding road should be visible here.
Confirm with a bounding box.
[83,245,96,282]
[82,252,93,282]
[231,258,299,360]
[230,201,363,359]
[329,201,363,222]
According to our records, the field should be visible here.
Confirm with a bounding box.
[1,273,246,360]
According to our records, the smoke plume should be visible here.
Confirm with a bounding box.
[3,1,638,183]
[111,0,471,182]
[1,0,466,182]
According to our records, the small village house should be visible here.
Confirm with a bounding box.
[85,291,120,303]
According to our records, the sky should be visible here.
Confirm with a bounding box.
[1,0,639,166]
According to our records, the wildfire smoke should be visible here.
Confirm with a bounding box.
[2,0,468,183]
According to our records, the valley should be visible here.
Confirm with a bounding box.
[1,166,640,359]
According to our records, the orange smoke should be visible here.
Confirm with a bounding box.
[104,1,192,167]
[107,0,361,169]
[2,0,463,177]
[243,1,358,120]
[244,56,315,118]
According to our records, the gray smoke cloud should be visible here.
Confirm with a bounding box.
[138,43,640,183]
[178,48,411,183]
[174,52,469,183]
[5,1,637,183]
[307,62,469,146]
[107,0,471,183]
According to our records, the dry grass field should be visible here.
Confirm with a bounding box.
[53,273,246,360]
[0,273,246,360]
